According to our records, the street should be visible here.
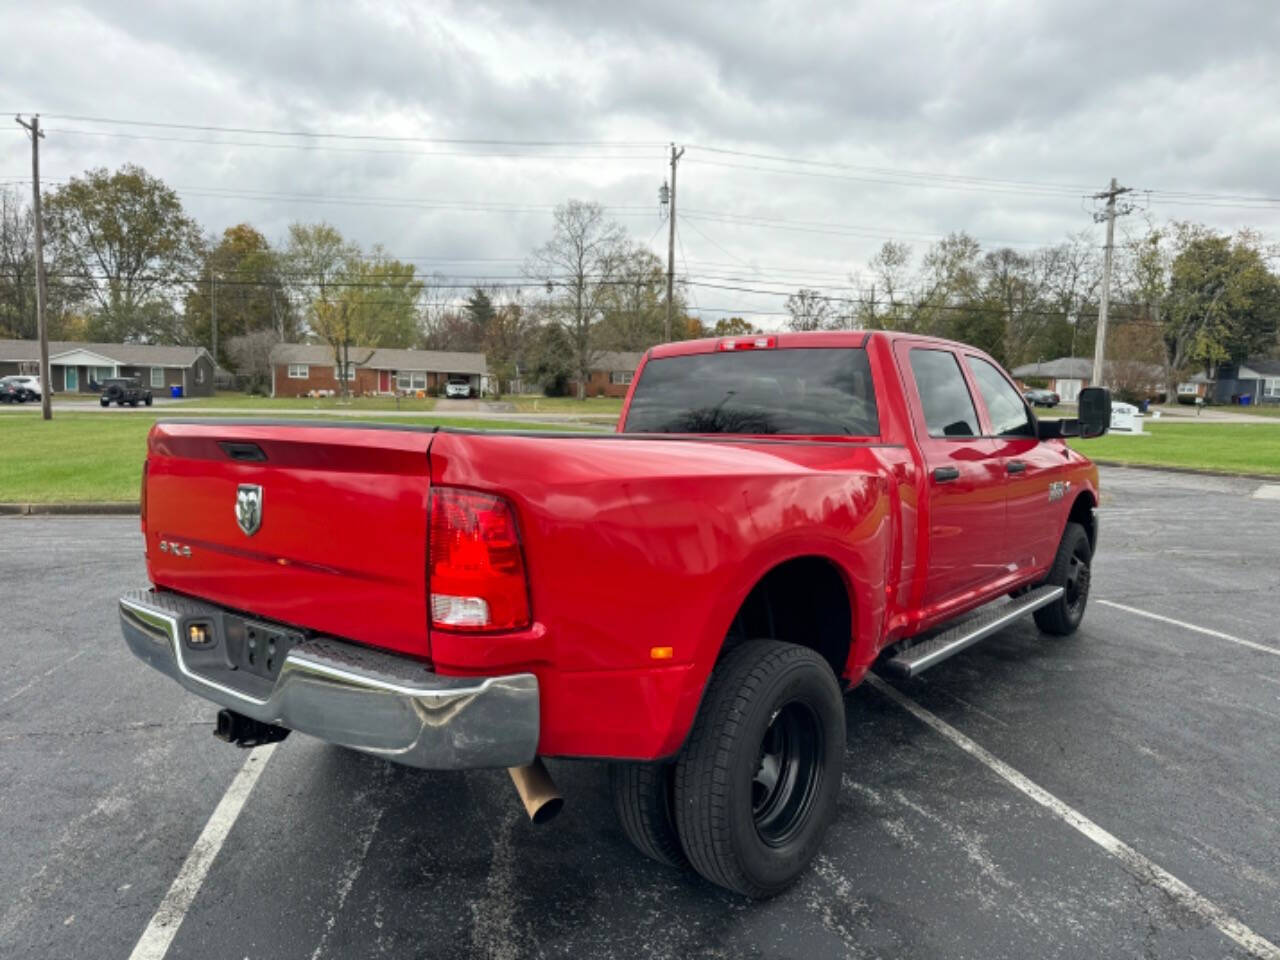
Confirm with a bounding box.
[1,466,1278,959]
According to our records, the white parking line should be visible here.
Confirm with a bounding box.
[1098,599,1280,657]
[865,674,1280,960]
[127,744,277,960]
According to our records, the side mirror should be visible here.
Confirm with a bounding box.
[1077,387,1111,438]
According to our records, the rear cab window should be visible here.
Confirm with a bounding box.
[907,348,981,438]
[622,347,879,436]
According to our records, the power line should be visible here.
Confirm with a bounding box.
[39,113,666,148]
[41,127,665,161]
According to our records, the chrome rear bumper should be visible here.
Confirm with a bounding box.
[119,589,539,770]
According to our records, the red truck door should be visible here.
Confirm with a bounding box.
[963,353,1063,574]
[896,342,1007,608]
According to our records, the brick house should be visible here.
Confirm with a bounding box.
[269,343,489,397]
[0,339,216,396]
[567,351,645,398]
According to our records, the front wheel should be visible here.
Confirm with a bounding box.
[674,640,845,898]
[1034,521,1092,635]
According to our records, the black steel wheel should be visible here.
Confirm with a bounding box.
[674,639,845,898]
[1034,521,1092,635]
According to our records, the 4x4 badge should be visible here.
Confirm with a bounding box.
[236,484,263,536]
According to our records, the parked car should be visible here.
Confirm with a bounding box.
[444,378,472,399]
[1,375,42,401]
[0,380,27,403]
[119,331,1111,898]
[100,378,153,407]
[1023,387,1060,407]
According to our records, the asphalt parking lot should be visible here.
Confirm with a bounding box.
[2,465,1278,960]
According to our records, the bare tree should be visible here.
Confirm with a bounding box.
[226,328,281,394]
[526,200,628,400]
[785,288,833,331]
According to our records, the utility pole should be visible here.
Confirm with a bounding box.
[210,271,218,368]
[1091,177,1133,388]
[664,143,684,342]
[15,114,51,421]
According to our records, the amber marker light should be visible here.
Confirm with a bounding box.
[650,646,674,660]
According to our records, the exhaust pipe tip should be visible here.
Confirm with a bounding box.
[508,758,564,825]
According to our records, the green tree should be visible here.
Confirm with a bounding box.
[185,224,295,368]
[465,287,497,347]
[44,164,202,342]
[1163,224,1280,384]
[339,249,423,348]
[712,317,757,336]
[597,246,670,349]
[284,222,360,396]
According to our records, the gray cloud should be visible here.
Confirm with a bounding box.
[2,0,1277,322]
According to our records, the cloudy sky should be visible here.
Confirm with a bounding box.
[3,0,1278,324]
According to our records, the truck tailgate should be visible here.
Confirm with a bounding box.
[144,421,433,658]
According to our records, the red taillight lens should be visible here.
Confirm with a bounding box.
[428,487,530,632]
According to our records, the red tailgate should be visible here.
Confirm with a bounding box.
[144,421,433,659]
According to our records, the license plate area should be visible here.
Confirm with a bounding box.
[223,616,304,682]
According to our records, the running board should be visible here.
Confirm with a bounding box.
[883,585,1064,678]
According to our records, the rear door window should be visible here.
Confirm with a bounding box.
[907,348,981,438]
[622,347,879,436]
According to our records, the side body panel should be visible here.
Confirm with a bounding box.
[427,431,899,758]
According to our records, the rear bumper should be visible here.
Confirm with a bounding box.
[118,588,539,770]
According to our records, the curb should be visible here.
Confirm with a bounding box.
[0,501,140,516]
[1092,461,1280,484]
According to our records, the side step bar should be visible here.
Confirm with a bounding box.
[883,585,1064,678]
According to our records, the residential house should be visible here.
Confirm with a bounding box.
[1011,356,1164,402]
[269,343,489,397]
[1179,358,1280,405]
[0,339,216,396]
[567,351,645,398]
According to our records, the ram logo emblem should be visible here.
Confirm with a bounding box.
[235,484,264,536]
[1048,480,1070,503]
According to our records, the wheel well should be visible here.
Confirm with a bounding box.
[1069,491,1097,550]
[722,556,853,679]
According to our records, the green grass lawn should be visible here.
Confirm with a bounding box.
[2,412,596,503]
[173,391,439,412]
[506,395,624,416]
[1072,421,1280,476]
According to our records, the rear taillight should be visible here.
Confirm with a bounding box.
[428,487,531,632]
[140,458,148,535]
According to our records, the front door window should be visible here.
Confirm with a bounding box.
[64,366,78,391]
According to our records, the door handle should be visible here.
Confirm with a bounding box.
[1006,460,1027,474]
[933,466,960,482]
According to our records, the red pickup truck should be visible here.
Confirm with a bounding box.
[119,330,1109,897]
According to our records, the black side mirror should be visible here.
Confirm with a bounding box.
[1077,387,1111,438]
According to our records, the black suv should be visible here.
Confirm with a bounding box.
[100,378,154,407]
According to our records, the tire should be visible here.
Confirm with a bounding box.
[1034,521,1092,636]
[674,639,845,898]
[610,762,686,868]
[100,399,109,407]
[144,395,153,406]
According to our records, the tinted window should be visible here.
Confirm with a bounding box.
[968,356,1034,437]
[908,349,981,438]
[623,348,879,436]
